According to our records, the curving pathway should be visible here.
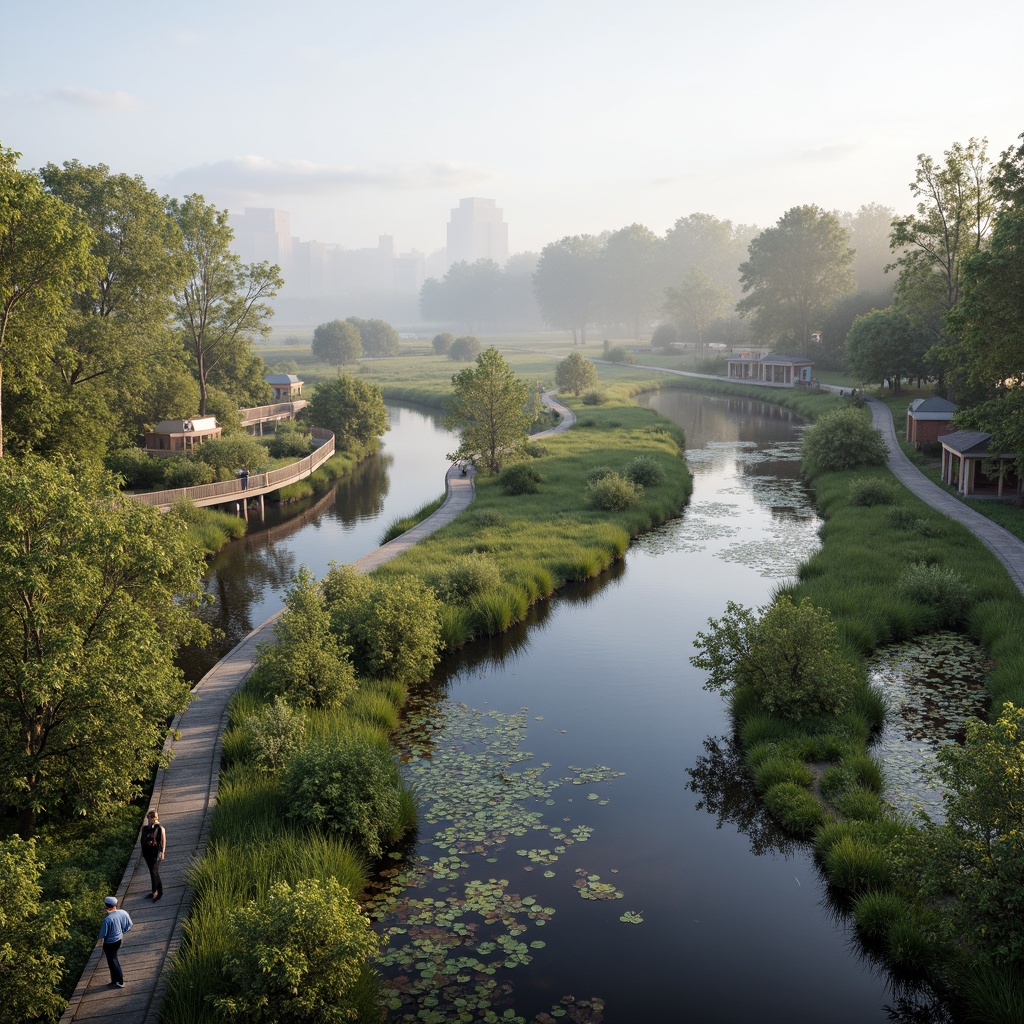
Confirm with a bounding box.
[58,392,573,1024]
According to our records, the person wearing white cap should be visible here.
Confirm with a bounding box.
[96,896,133,988]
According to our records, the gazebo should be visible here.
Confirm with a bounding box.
[265,373,304,401]
[939,429,1020,497]
[726,353,814,387]
[144,417,222,456]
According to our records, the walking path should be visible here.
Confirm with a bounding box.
[58,393,573,1024]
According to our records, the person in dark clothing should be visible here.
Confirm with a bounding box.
[97,896,132,987]
[140,809,166,901]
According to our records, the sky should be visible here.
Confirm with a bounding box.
[3,0,1022,259]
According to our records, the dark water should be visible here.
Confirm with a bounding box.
[191,392,922,1023]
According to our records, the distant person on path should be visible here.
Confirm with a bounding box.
[140,809,166,901]
[97,896,132,988]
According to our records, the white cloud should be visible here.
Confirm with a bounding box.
[47,88,144,111]
[166,155,489,197]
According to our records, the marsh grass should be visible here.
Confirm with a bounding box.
[379,495,446,544]
[762,782,827,835]
[751,755,814,792]
[824,834,893,900]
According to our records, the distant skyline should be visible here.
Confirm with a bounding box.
[3,0,1021,258]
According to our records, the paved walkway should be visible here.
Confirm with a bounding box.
[59,392,573,1024]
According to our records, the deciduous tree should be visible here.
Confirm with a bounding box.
[664,267,731,352]
[445,346,531,474]
[306,374,389,452]
[601,223,664,339]
[554,350,598,396]
[345,316,400,357]
[168,195,281,415]
[532,235,603,344]
[738,205,855,355]
[844,307,930,393]
[0,144,96,458]
[0,456,208,837]
[312,319,362,366]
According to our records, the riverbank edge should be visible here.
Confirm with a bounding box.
[154,394,694,1022]
[660,376,1024,1018]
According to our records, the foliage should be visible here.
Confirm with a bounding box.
[917,703,1024,970]
[193,433,269,475]
[691,596,859,721]
[651,322,679,349]
[265,423,312,459]
[106,445,168,489]
[250,567,356,709]
[601,223,664,338]
[737,204,855,355]
[431,331,455,355]
[312,319,362,366]
[213,876,380,1024]
[448,334,482,361]
[346,316,399,358]
[428,552,503,602]
[847,477,897,507]
[244,696,305,773]
[896,562,973,627]
[586,471,643,511]
[0,144,98,458]
[554,350,599,396]
[306,374,389,452]
[624,455,666,487]
[604,345,636,364]
[0,456,207,837]
[322,562,443,682]
[761,781,826,836]
[663,266,731,351]
[445,346,531,474]
[801,407,888,475]
[532,234,603,343]
[582,389,606,405]
[499,462,541,495]
[168,195,280,415]
[284,739,406,859]
[163,457,216,488]
[0,838,70,1024]
[844,307,931,393]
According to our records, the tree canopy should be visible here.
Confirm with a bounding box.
[532,235,603,344]
[169,194,280,415]
[554,350,598,396]
[844,307,930,393]
[306,374,389,452]
[445,346,531,474]
[345,316,400,358]
[312,319,362,366]
[0,456,208,837]
[737,205,855,355]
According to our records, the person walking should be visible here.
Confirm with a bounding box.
[96,896,132,988]
[140,809,166,901]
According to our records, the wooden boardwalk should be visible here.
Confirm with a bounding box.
[58,393,572,1024]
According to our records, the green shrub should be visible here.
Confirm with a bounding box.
[107,446,167,489]
[284,739,406,858]
[736,711,801,746]
[853,890,914,942]
[499,462,542,495]
[586,472,643,511]
[265,424,312,459]
[848,478,898,507]
[524,441,548,458]
[582,390,606,405]
[605,345,635,364]
[430,552,503,602]
[472,508,507,528]
[802,408,888,475]
[244,696,305,773]
[586,465,614,483]
[163,458,216,488]
[886,917,934,974]
[625,455,666,487]
[886,504,918,530]
[194,434,269,475]
[213,877,380,1024]
[762,781,825,836]
[322,563,443,682]
[836,786,887,822]
[896,562,973,627]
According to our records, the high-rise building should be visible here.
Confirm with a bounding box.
[446,197,508,267]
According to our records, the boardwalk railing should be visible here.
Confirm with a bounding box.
[129,427,335,511]
[239,400,308,426]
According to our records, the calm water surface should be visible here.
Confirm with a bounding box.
[192,392,922,1023]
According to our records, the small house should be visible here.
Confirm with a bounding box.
[939,429,1020,497]
[265,373,304,401]
[726,353,814,387]
[144,416,222,455]
[906,396,956,448]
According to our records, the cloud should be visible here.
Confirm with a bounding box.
[46,87,144,111]
[166,155,489,197]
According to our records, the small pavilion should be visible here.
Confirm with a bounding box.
[265,373,304,401]
[144,416,222,456]
[939,429,1020,497]
[726,353,814,387]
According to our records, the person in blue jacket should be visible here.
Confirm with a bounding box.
[96,896,133,988]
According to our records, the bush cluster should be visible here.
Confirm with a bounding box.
[586,471,643,511]
[499,462,541,495]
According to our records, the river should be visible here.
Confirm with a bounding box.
[190,392,927,1023]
